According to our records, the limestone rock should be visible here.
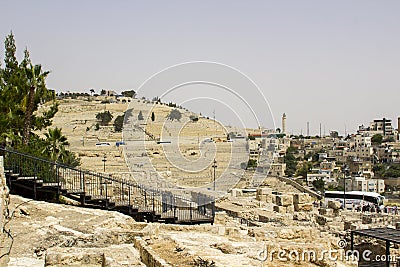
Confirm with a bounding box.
[273,205,286,213]
[293,212,312,221]
[294,203,313,212]
[328,200,341,210]
[316,215,333,225]
[277,229,296,240]
[319,208,334,217]
[293,193,311,204]
[285,205,295,213]
[256,188,272,196]
[231,189,243,197]
[276,195,293,207]
[256,194,272,203]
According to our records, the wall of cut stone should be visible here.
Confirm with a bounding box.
[0,156,10,266]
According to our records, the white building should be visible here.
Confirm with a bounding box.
[342,177,385,193]
[355,146,374,159]
[354,135,372,147]
[370,118,393,136]
[307,173,336,187]
[268,163,286,177]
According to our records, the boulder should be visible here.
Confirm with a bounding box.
[273,205,286,213]
[256,188,272,196]
[293,212,312,221]
[276,195,293,207]
[294,203,313,212]
[256,194,273,203]
[277,229,296,240]
[316,215,333,225]
[285,205,295,214]
[318,208,333,217]
[231,189,243,197]
[328,200,341,210]
[293,193,311,204]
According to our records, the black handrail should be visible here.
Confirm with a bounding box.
[0,146,215,224]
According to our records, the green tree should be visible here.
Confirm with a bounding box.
[96,111,113,126]
[284,146,299,177]
[0,33,57,146]
[121,90,136,98]
[0,33,78,166]
[151,112,155,122]
[90,89,95,96]
[114,114,124,132]
[138,110,144,120]
[189,115,198,122]
[23,63,50,145]
[42,127,69,162]
[374,164,400,178]
[371,134,383,145]
[383,136,395,143]
[247,159,257,169]
[296,162,312,179]
[167,109,182,121]
[312,178,325,192]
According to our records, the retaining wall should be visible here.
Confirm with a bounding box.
[277,176,322,199]
[0,156,10,266]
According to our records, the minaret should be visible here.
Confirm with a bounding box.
[282,113,287,135]
[398,117,400,132]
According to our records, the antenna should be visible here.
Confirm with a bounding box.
[319,123,321,138]
[307,122,310,137]
[213,109,216,139]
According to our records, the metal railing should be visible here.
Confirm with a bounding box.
[0,147,214,224]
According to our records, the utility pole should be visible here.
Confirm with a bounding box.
[320,123,322,138]
[102,154,107,172]
[212,159,217,191]
[343,165,349,209]
[213,109,216,140]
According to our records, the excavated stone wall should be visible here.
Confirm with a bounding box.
[0,156,10,266]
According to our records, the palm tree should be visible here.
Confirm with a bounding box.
[22,63,50,145]
[42,127,69,162]
[90,88,95,96]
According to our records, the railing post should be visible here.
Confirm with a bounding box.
[212,198,215,224]
[174,203,177,219]
[56,164,60,202]
[105,180,108,209]
[80,170,86,206]
[121,180,124,204]
[190,203,193,222]
[82,171,86,194]
[128,184,131,206]
[152,191,155,213]
[33,161,37,200]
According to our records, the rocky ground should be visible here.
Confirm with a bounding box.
[6,194,147,266]
[6,97,396,267]
[4,194,337,267]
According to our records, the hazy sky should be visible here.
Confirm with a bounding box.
[1,1,399,135]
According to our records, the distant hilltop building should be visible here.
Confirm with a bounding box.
[370,118,393,136]
[358,117,397,137]
[101,89,117,97]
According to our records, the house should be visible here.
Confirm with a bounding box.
[340,177,385,193]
